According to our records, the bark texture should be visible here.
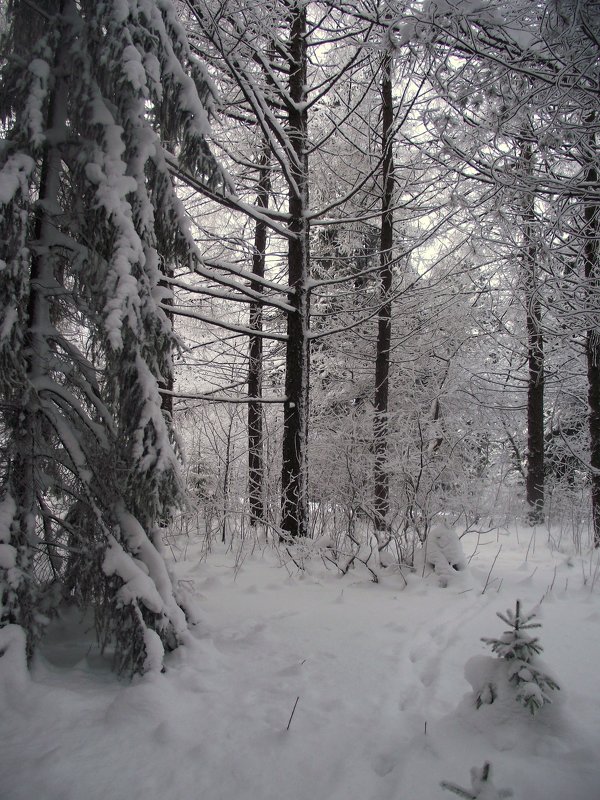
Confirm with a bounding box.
[281,3,310,539]
[373,51,394,537]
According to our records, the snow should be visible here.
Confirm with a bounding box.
[0,495,20,592]
[1,524,599,800]
[0,626,29,694]
[130,355,179,476]
[0,544,17,571]
[24,58,50,149]
[0,154,35,205]
[142,52,162,101]
[149,0,211,137]
[115,508,187,635]
[425,523,467,586]
[121,45,148,94]
[0,494,16,544]
[102,535,166,615]
[442,760,513,799]
[110,0,130,25]
[142,627,165,675]
[0,305,18,341]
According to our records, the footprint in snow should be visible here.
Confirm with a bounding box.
[383,621,407,633]
[212,621,269,653]
[152,721,172,744]
[430,622,446,642]
[371,751,398,777]
[399,693,417,712]
[419,656,440,687]
[275,662,304,677]
[270,610,300,620]
[408,641,430,663]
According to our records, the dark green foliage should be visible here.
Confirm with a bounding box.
[0,0,221,674]
[482,600,560,715]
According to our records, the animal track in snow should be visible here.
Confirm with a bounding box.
[419,656,440,687]
[408,640,430,663]
[371,751,397,777]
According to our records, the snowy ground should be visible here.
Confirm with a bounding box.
[1,523,599,800]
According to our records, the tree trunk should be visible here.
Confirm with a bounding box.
[10,5,68,650]
[158,263,175,419]
[373,51,394,539]
[583,132,600,547]
[281,2,310,539]
[248,145,270,526]
[221,413,235,544]
[520,139,544,525]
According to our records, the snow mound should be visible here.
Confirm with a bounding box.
[426,523,467,586]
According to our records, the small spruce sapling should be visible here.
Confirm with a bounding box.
[441,761,513,799]
[480,600,559,715]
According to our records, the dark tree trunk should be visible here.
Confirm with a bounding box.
[221,414,234,544]
[584,145,600,547]
[525,275,545,525]
[10,10,68,649]
[158,263,174,419]
[521,139,545,525]
[248,146,270,526]
[281,2,310,539]
[373,51,394,539]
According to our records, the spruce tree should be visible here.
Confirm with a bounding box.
[0,0,223,673]
[482,600,560,715]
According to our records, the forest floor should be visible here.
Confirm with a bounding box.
[1,521,599,800]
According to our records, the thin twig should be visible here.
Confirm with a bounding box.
[286,696,300,731]
[482,545,502,594]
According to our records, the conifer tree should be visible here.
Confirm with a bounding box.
[0,0,223,673]
[481,600,560,715]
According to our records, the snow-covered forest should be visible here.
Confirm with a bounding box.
[0,1,599,798]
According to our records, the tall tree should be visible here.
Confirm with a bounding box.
[0,0,222,672]
[182,0,382,538]
[248,144,271,527]
[519,136,545,524]
[281,1,311,539]
[582,120,600,546]
[405,0,600,530]
[373,46,395,539]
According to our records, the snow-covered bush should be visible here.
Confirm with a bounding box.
[474,600,560,715]
[441,761,513,799]
[425,523,467,586]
